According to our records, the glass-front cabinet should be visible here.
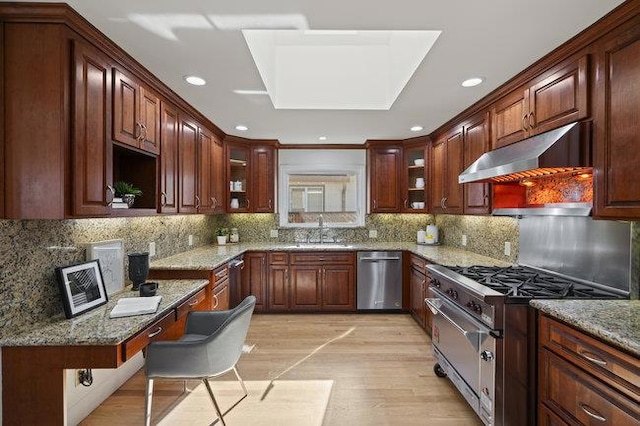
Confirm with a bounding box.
[404,143,428,213]
[228,144,250,212]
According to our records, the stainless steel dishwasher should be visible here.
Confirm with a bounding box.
[357,251,402,310]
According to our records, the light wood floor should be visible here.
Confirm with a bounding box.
[82,314,482,425]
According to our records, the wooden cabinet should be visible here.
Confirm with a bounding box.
[409,254,431,334]
[290,265,323,310]
[368,144,403,212]
[492,56,588,149]
[402,142,429,213]
[197,126,218,214]
[594,20,640,219]
[112,68,160,155]
[159,101,179,213]
[322,264,355,310]
[178,115,199,213]
[538,315,640,425]
[241,252,268,311]
[211,264,230,311]
[226,141,276,213]
[430,130,464,214]
[268,252,289,310]
[463,112,491,214]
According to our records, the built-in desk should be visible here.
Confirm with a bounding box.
[0,279,208,425]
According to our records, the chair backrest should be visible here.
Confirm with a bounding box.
[204,295,256,374]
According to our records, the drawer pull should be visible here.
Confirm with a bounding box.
[578,402,606,422]
[188,300,199,307]
[213,294,219,309]
[578,350,607,366]
[148,327,163,338]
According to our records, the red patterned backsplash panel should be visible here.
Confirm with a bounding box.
[526,173,593,204]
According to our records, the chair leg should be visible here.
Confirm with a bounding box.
[203,378,227,426]
[145,378,154,426]
[233,366,248,397]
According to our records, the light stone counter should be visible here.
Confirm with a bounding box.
[0,279,208,346]
[149,242,512,272]
[530,300,640,357]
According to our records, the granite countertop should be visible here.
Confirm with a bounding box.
[0,279,208,347]
[530,300,640,357]
[149,242,512,271]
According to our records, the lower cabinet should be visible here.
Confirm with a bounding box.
[538,314,640,425]
[409,254,431,335]
[241,251,268,311]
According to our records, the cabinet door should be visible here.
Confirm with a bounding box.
[178,116,198,213]
[370,147,402,212]
[322,265,355,310]
[251,146,275,212]
[444,130,464,213]
[241,252,267,311]
[268,265,289,310]
[492,87,528,149]
[403,144,428,213]
[112,68,140,148]
[197,126,215,213]
[430,138,446,213]
[227,143,250,212]
[594,23,640,219]
[72,40,112,217]
[212,138,224,213]
[290,265,322,311]
[528,56,588,136]
[409,267,426,329]
[159,101,178,213]
[213,281,230,311]
[139,85,161,155]
[463,112,491,214]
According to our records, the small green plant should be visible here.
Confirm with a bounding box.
[216,227,229,237]
[113,181,143,197]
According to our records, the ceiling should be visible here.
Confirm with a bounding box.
[11,0,625,144]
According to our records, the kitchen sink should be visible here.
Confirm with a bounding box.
[280,243,355,249]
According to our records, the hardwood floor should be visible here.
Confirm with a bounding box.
[81,314,482,425]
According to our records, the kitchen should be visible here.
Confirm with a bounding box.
[0,0,639,425]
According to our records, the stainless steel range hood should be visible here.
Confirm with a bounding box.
[458,122,590,184]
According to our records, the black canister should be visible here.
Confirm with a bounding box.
[128,252,149,291]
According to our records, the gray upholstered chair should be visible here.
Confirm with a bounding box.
[144,295,257,426]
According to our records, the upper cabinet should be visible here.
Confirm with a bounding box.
[430,130,464,214]
[113,68,161,155]
[492,56,589,149]
[593,17,640,219]
[368,143,403,212]
[159,101,179,213]
[463,112,491,214]
[403,142,429,213]
[226,140,276,213]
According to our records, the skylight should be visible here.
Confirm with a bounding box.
[242,30,441,110]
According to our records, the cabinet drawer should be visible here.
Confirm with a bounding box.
[122,310,176,361]
[290,252,354,265]
[540,315,640,399]
[269,252,288,265]
[213,265,228,285]
[410,254,426,270]
[176,288,207,319]
[213,279,229,311]
[539,349,640,425]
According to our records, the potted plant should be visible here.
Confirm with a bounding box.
[113,181,143,208]
[216,227,229,245]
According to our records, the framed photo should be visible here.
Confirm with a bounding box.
[56,260,109,319]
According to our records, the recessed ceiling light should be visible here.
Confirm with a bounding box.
[184,75,206,86]
[235,125,249,131]
[318,136,327,141]
[233,89,269,95]
[461,77,484,87]
[410,126,424,132]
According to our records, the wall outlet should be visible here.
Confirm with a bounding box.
[270,229,279,238]
[369,229,378,239]
[188,235,194,246]
[461,234,467,246]
[148,242,156,257]
[504,241,511,256]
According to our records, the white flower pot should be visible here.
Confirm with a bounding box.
[217,236,227,245]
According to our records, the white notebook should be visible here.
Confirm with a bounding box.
[109,296,162,319]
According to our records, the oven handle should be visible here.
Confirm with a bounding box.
[425,298,486,350]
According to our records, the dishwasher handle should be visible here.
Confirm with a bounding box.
[359,257,401,261]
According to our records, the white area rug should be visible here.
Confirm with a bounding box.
[157,379,334,426]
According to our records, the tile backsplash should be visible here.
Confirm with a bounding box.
[0,215,215,331]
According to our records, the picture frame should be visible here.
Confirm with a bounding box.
[56,260,109,319]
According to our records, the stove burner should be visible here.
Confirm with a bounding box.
[449,265,622,300]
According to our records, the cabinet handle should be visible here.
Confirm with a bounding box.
[528,112,535,129]
[142,123,148,141]
[404,199,408,208]
[211,197,216,208]
[246,199,250,208]
[135,122,142,141]
[522,114,529,130]
[578,349,607,366]
[106,185,115,206]
[578,403,606,422]
[268,199,272,209]
[212,294,219,309]
[373,199,377,209]
[161,191,167,207]
[441,197,448,209]
[188,299,200,307]
[195,195,200,209]
[148,327,163,338]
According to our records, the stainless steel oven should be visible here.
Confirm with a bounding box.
[426,286,496,426]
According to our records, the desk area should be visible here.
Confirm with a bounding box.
[0,279,208,425]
